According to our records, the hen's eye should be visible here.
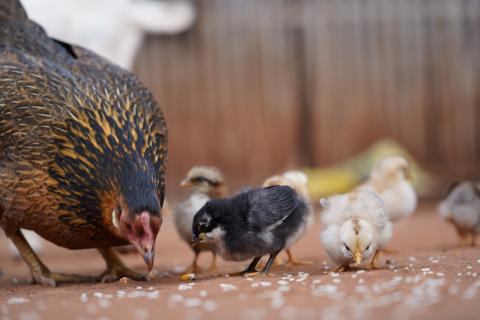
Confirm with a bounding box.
[125,223,132,231]
[343,243,351,251]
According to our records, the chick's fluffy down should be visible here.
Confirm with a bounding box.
[320,189,392,265]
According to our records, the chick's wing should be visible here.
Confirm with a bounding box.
[246,186,298,231]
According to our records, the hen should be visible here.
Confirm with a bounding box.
[0,0,167,286]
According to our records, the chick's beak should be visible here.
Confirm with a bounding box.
[180,179,192,188]
[191,232,206,245]
[354,251,362,265]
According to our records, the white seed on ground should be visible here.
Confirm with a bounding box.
[219,283,238,292]
[178,284,193,291]
[98,299,111,308]
[147,291,160,299]
[184,298,202,308]
[203,300,218,312]
[80,293,88,303]
[7,297,29,305]
[199,290,208,298]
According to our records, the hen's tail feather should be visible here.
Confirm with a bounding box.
[0,0,28,23]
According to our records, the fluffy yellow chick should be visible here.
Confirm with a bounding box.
[174,166,227,276]
[262,170,314,265]
[320,188,393,272]
[360,155,417,223]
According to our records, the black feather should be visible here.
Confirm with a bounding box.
[192,186,308,263]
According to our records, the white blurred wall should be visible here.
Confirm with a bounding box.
[21,0,196,69]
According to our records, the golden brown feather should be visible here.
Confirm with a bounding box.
[0,0,167,285]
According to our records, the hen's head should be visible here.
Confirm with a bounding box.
[111,195,161,271]
[105,161,163,271]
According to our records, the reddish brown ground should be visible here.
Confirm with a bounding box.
[1,202,480,320]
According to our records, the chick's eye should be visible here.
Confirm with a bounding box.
[365,244,371,251]
[343,243,350,251]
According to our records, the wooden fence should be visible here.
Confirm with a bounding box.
[133,0,480,196]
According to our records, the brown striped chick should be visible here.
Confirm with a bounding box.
[174,166,227,276]
[359,156,417,224]
[262,170,314,265]
[320,188,393,272]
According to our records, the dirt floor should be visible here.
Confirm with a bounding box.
[1,201,480,320]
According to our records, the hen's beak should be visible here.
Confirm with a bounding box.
[143,248,155,271]
[180,179,192,188]
[354,251,362,265]
[191,233,206,245]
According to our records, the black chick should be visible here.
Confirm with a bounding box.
[192,186,308,276]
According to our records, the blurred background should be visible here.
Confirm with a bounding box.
[23,0,480,201]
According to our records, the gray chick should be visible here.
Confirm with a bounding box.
[438,181,480,246]
[174,166,227,275]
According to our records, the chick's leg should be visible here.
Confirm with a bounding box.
[184,251,200,274]
[334,265,347,273]
[260,251,280,275]
[285,249,313,266]
[368,250,381,269]
[8,229,96,286]
[180,251,201,280]
[98,248,147,282]
[208,252,218,272]
[228,256,261,277]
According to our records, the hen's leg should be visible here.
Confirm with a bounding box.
[7,229,96,286]
[98,248,148,282]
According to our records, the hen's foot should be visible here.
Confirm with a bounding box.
[100,266,148,283]
[32,271,97,287]
[98,248,148,283]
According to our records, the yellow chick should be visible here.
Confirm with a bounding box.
[320,188,392,272]
[262,170,314,265]
[359,155,417,223]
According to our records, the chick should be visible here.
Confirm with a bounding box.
[174,166,227,274]
[438,182,480,246]
[192,186,308,276]
[262,170,313,265]
[360,155,417,223]
[320,189,392,272]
